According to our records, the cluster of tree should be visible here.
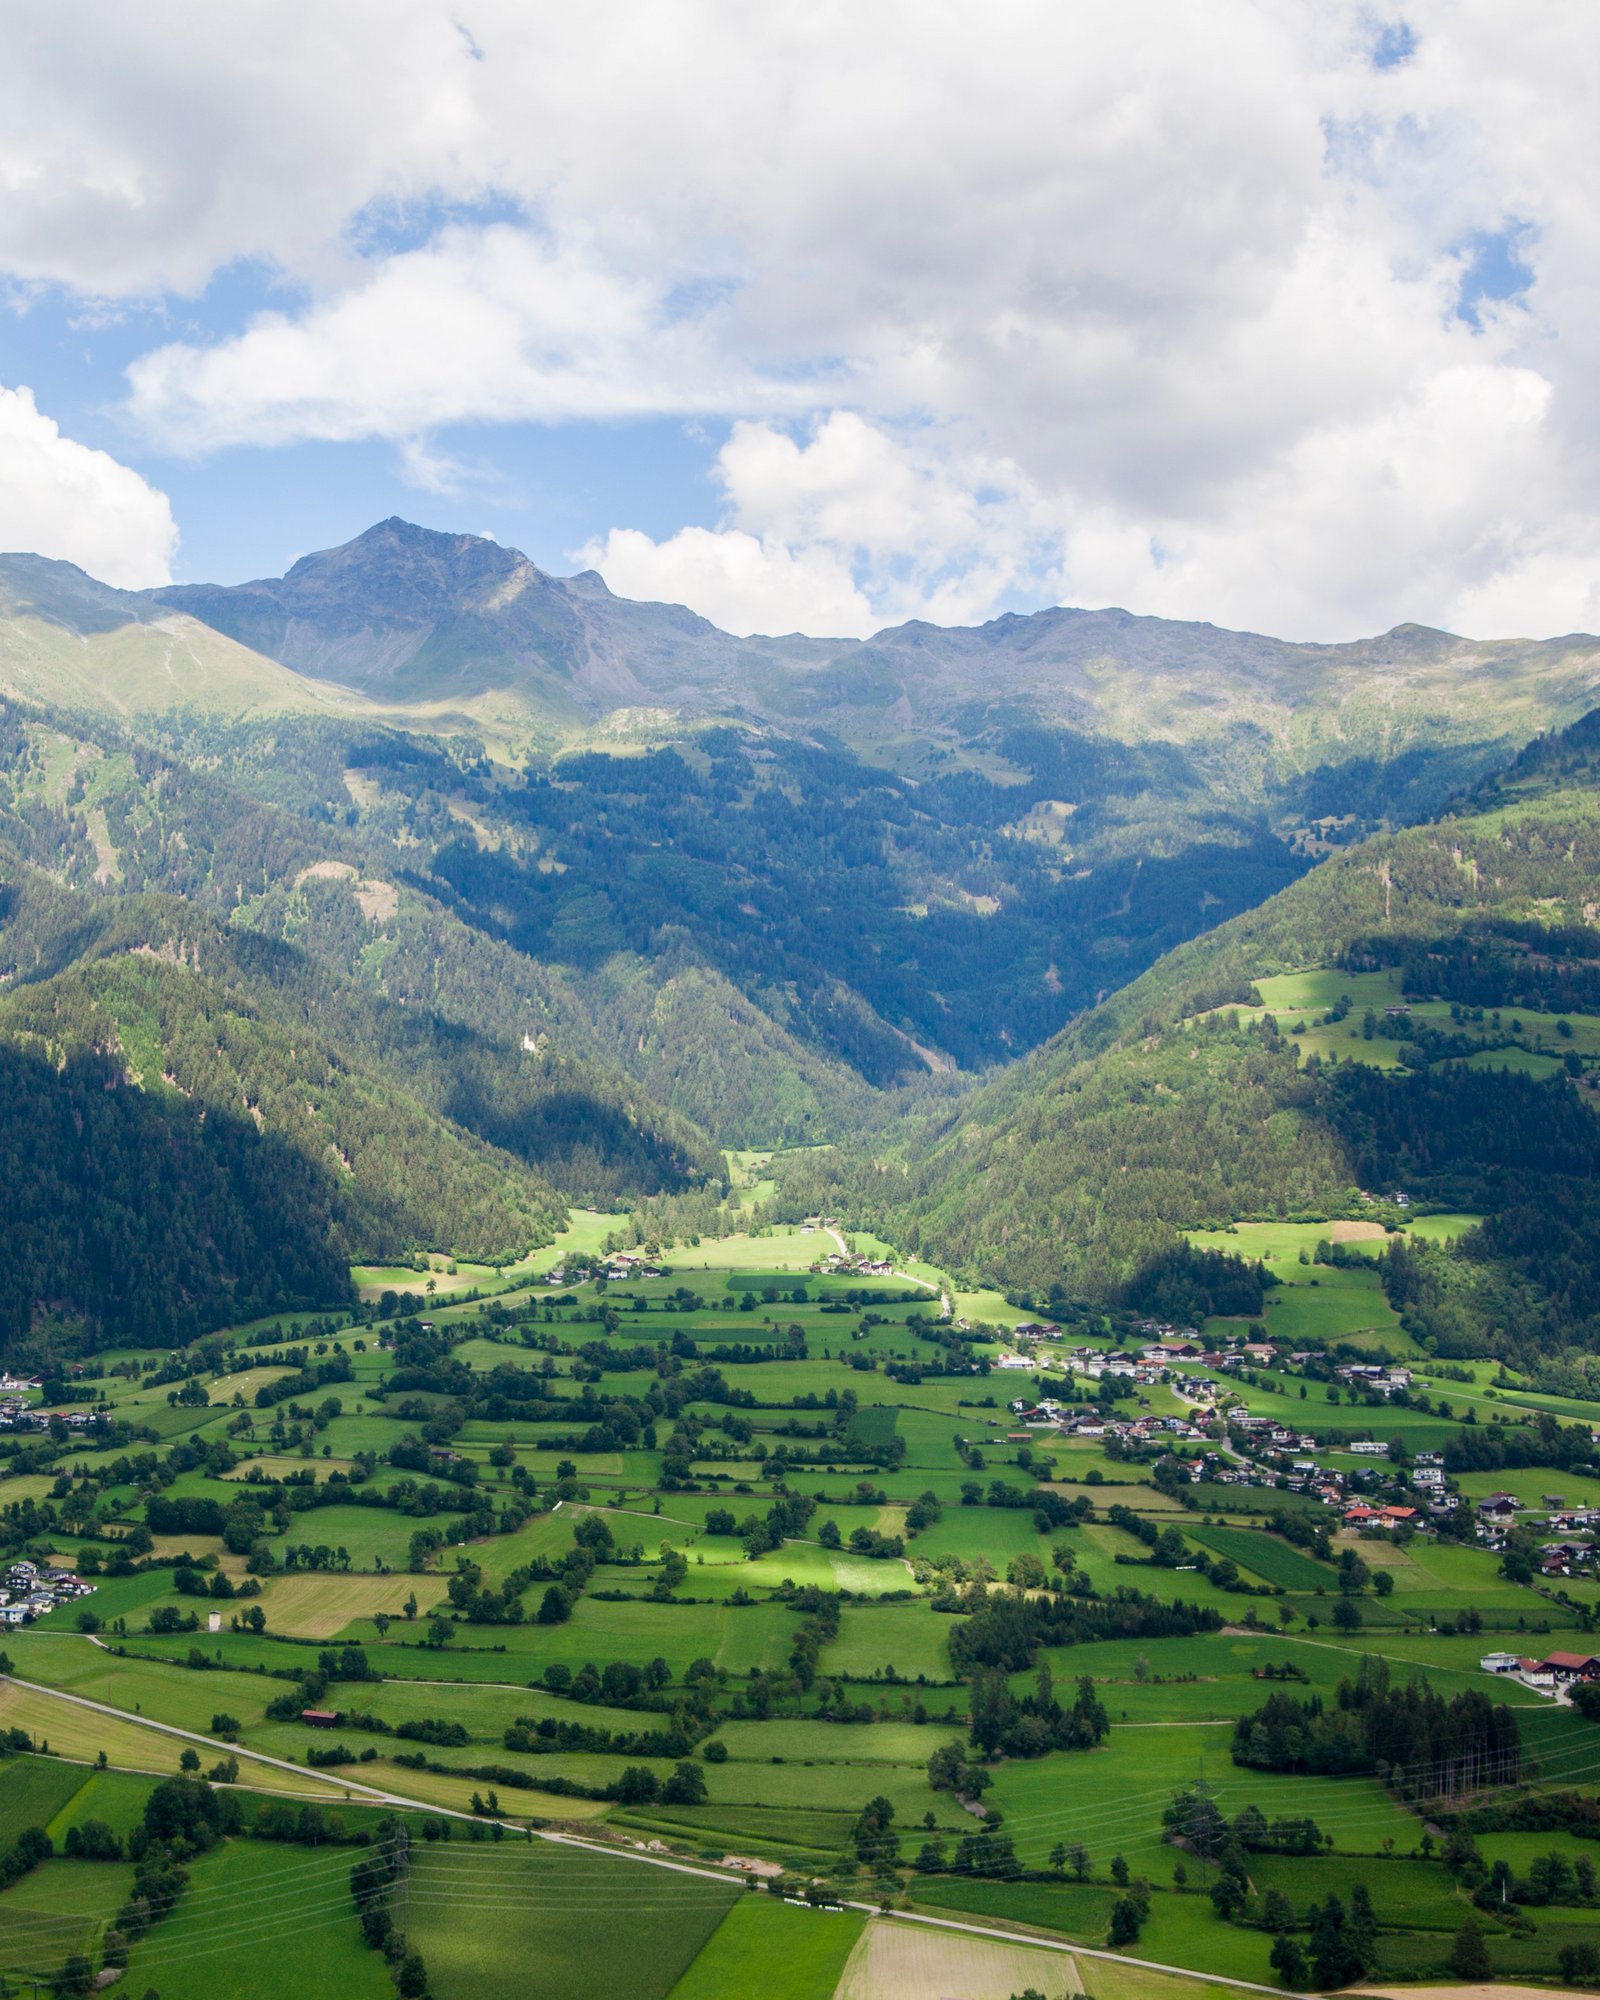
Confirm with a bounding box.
[504,1713,692,1759]
[1384,918,1600,1018]
[948,1584,1223,1677]
[1118,1242,1272,1322]
[1270,1887,1380,1990]
[968,1661,1109,1759]
[1232,1656,1520,1789]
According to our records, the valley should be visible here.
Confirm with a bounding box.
[5,1213,1600,1995]
[3,529,1600,1995]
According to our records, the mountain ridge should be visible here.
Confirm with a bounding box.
[3,520,1598,775]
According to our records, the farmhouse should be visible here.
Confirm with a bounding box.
[1538,1652,1600,1684]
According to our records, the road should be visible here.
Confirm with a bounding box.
[5,1668,1304,1995]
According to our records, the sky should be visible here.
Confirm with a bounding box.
[1,1,1597,643]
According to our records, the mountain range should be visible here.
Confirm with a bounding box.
[3,517,1600,1354]
[4,517,1598,775]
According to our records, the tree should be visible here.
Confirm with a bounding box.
[1110,1852,1129,1887]
[1310,1893,1359,1989]
[1107,1896,1143,1946]
[1269,1934,1308,1988]
[51,1954,94,1998]
[1331,1598,1363,1633]
[1162,1784,1227,1863]
[1346,1880,1377,1973]
[1450,1915,1491,1979]
[661,1761,708,1807]
[178,1748,200,1775]
[852,1796,899,1868]
[395,1951,430,1999]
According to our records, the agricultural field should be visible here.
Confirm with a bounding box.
[3,1220,1600,1993]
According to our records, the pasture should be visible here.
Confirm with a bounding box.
[667,1894,864,2000]
[405,1840,737,2000]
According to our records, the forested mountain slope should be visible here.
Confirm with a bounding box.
[0,736,727,1345]
[0,866,579,1344]
[810,712,1600,1366]
[0,679,1314,1134]
[7,523,1600,1141]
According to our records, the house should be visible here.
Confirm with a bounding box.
[995,1353,1034,1371]
[1347,1440,1390,1456]
[301,1708,340,1728]
[1480,1652,1521,1674]
[1477,1493,1520,1518]
[1539,1653,1600,1684]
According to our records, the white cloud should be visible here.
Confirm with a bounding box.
[124,224,810,451]
[582,413,1044,634]
[581,525,873,639]
[0,387,176,587]
[6,2,1600,636]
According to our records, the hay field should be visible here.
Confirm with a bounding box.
[836,1919,1082,1999]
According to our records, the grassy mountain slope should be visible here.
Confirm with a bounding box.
[832,714,1600,1354]
[0,553,381,722]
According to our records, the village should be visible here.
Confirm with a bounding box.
[989,1318,1600,1629]
[0,1556,95,1627]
